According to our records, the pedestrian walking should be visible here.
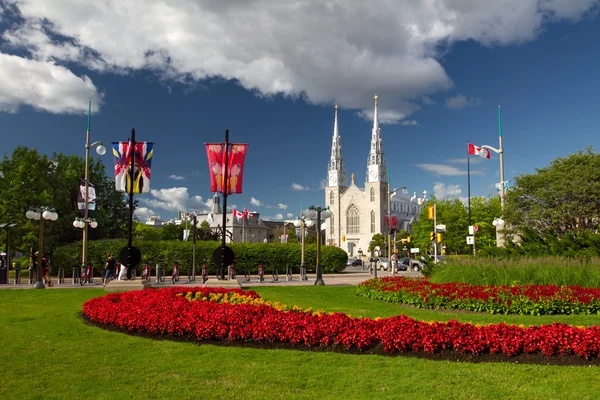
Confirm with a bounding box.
[103,253,116,287]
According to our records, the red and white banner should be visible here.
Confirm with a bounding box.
[205,143,248,194]
[468,143,491,159]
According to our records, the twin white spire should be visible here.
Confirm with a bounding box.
[328,96,386,187]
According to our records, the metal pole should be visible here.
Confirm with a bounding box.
[82,100,91,266]
[433,204,438,263]
[387,167,391,264]
[192,214,197,281]
[314,209,324,285]
[220,129,229,280]
[467,148,474,256]
[5,227,9,274]
[498,105,505,212]
[126,128,136,279]
[33,217,45,289]
[301,219,305,265]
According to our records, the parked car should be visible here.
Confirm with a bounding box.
[368,257,389,270]
[397,257,422,272]
[346,259,363,267]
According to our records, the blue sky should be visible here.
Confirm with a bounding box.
[1,1,599,222]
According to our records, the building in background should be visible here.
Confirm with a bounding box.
[325,97,423,257]
[180,194,269,243]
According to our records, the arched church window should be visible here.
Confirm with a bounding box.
[329,214,335,235]
[347,205,360,234]
[330,191,334,205]
[370,210,375,233]
[370,187,375,202]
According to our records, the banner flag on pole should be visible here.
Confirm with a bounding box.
[205,143,248,194]
[77,179,96,215]
[112,141,154,193]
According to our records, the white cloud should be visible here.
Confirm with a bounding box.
[292,183,309,191]
[433,182,465,201]
[445,94,481,110]
[168,174,185,180]
[2,1,596,118]
[416,163,484,176]
[286,212,294,218]
[0,53,101,114]
[421,96,436,105]
[263,213,284,221]
[134,206,158,221]
[277,203,288,210]
[250,197,263,207]
[400,120,419,126]
[448,157,484,164]
[138,187,207,212]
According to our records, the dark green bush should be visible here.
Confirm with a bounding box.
[52,239,348,275]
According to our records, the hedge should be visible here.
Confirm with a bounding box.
[52,239,348,275]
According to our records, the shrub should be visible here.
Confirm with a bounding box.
[52,239,348,275]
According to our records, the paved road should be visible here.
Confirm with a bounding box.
[1,266,422,290]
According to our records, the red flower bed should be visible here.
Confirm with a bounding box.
[357,277,600,315]
[82,287,600,360]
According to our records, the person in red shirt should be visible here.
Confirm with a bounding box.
[37,252,53,287]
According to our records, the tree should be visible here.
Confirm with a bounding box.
[368,233,388,256]
[411,196,500,254]
[505,148,600,238]
[0,146,129,254]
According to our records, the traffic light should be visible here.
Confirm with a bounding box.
[407,236,411,243]
[436,233,443,243]
[427,206,434,220]
[429,231,434,241]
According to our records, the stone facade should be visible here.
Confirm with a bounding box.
[181,194,269,244]
[324,96,424,257]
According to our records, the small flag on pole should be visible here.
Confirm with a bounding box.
[468,143,491,159]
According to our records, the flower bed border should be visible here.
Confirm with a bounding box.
[82,287,600,366]
[357,277,600,316]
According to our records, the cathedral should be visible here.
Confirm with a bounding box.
[324,96,426,257]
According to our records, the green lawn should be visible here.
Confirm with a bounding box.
[0,286,599,400]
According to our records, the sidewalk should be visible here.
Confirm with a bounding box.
[0,266,422,291]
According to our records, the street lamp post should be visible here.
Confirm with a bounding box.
[26,206,58,289]
[81,100,106,268]
[293,214,314,279]
[492,217,505,247]
[307,205,332,286]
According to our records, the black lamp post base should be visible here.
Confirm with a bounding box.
[33,281,45,289]
[314,265,325,286]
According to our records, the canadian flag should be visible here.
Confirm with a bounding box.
[233,208,245,219]
[244,208,258,218]
[468,143,491,159]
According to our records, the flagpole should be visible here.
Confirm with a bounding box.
[498,105,505,211]
[220,129,229,280]
[82,100,91,267]
[126,128,136,279]
[242,206,245,243]
[467,141,471,228]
